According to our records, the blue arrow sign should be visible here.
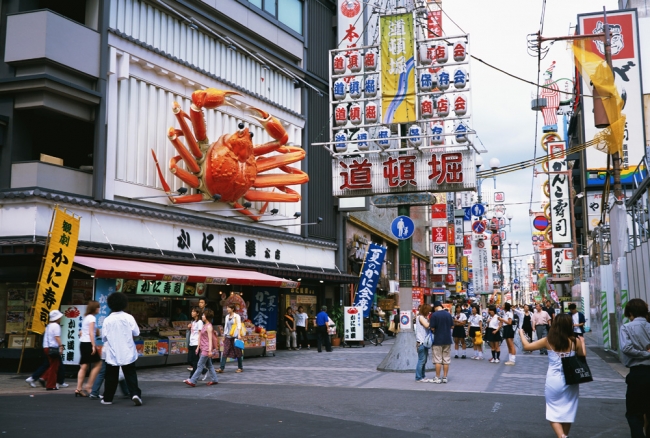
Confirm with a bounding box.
[471,203,485,217]
[463,207,472,221]
[391,216,415,240]
[513,278,520,284]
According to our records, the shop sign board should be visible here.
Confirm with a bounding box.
[265,331,277,353]
[460,256,469,282]
[31,208,80,335]
[372,192,439,207]
[548,141,572,244]
[60,305,86,365]
[447,245,456,265]
[353,243,387,317]
[432,226,447,242]
[412,288,423,314]
[381,13,416,124]
[552,248,573,274]
[400,311,412,330]
[250,288,279,331]
[332,151,477,197]
[454,218,464,246]
[432,258,448,275]
[94,278,117,330]
[135,280,184,296]
[343,306,364,342]
[471,239,492,294]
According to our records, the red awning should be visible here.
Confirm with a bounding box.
[73,256,299,288]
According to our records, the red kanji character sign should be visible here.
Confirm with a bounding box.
[345,25,359,42]
[421,99,433,115]
[365,104,377,121]
[348,53,360,70]
[428,153,463,184]
[333,56,345,72]
[382,155,417,187]
[340,159,372,190]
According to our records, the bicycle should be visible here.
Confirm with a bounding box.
[363,322,385,346]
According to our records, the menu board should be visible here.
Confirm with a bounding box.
[5,288,33,334]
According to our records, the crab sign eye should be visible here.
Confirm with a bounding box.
[249,132,254,139]
[238,123,245,130]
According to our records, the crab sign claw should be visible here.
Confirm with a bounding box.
[191,88,241,109]
[248,107,288,143]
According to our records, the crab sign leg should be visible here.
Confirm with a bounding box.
[172,102,202,159]
[256,146,306,173]
[167,128,201,173]
[231,201,261,221]
[190,89,241,143]
[253,167,309,188]
[151,150,203,204]
[244,186,301,203]
[248,107,289,155]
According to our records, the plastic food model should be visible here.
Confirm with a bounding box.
[151,88,308,220]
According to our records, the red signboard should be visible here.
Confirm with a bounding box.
[447,226,455,245]
[432,226,447,242]
[432,204,447,219]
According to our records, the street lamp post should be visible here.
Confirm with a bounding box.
[475,155,500,205]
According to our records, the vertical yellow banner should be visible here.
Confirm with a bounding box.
[447,245,456,265]
[31,208,80,334]
[460,256,468,282]
[381,12,416,124]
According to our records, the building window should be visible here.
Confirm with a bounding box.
[248,0,303,34]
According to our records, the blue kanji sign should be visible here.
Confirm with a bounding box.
[353,243,387,318]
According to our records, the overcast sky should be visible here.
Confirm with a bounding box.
[441,0,619,269]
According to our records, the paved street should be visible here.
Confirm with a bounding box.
[0,334,630,437]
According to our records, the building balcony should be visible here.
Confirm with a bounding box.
[11,161,92,198]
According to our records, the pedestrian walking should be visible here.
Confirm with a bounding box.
[568,304,585,338]
[619,298,650,438]
[415,304,432,382]
[521,304,534,354]
[89,358,130,400]
[75,301,102,397]
[316,306,332,353]
[100,292,143,406]
[468,305,484,360]
[519,314,585,438]
[429,301,453,383]
[295,306,309,350]
[499,302,517,366]
[187,307,203,379]
[218,304,243,372]
[42,310,64,390]
[485,306,502,363]
[284,307,297,350]
[184,308,219,387]
[533,303,552,355]
[452,305,467,359]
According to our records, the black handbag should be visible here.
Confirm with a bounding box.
[48,347,60,357]
[561,341,593,385]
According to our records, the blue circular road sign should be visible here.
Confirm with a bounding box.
[391,216,415,240]
[471,203,485,217]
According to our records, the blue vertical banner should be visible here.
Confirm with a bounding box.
[250,287,279,331]
[354,243,387,318]
[94,278,116,330]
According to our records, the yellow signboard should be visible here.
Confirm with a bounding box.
[447,245,456,265]
[381,12,416,123]
[460,256,468,282]
[31,208,80,334]
[456,282,462,293]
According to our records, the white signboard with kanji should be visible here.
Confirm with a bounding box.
[332,150,476,197]
[552,248,573,274]
[548,141,572,244]
[343,306,364,342]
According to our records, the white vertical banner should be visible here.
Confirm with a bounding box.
[60,305,87,365]
[343,306,364,341]
[454,217,464,246]
[471,240,492,294]
[338,1,365,50]
[548,141,572,244]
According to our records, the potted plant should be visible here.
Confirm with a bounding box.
[330,305,344,347]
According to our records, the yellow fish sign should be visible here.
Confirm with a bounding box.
[31,208,80,334]
[381,12,416,124]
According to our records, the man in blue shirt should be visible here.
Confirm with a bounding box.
[316,306,332,353]
[429,301,453,383]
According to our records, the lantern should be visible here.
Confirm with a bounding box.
[420,97,434,118]
[349,103,362,125]
[430,121,445,145]
[364,75,377,97]
[335,104,348,126]
[333,79,346,100]
[419,45,433,65]
[453,68,468,89]
[333,54,346,75]
[349,77,362,99]
[420,72,434,91]
[355,128,369,151]
[364,101,378,124]
[436,97,450,118]
[434,43,448,64]
[375,126,391,150]
[407,124,423,148]
[334,131,348,153]
[453,41,467,62]
[453,95,468,116]
[437,69,450,91]
[454,121,469,143]
[364,49,378,71]
[348,51,362,73]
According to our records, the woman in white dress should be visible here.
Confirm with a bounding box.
[519,313,586,438]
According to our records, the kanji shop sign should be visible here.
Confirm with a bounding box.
[380,13,416,123]
[552,248,573,274]
[332,150,476,197]
[136,280,185,296]
[548,141,572,244]
[353,243,387,317]
[31,208,80,335]
[344,306,364,341]
[61,305,85,365]
[250,288,279,331]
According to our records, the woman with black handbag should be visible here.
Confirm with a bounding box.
[519,314,586,438]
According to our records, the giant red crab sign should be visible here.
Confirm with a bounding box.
[151,88,308,221]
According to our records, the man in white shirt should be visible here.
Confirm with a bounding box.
[101,292,142,406]
[294,306,310,350]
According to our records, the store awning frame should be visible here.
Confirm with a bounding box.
[73,256,299,288]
